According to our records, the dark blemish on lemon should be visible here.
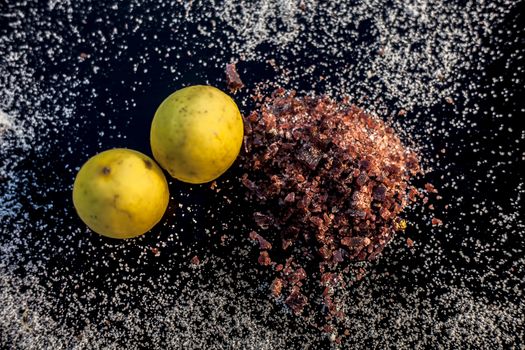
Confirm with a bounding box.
[143,159,153,169]
[102,166,111,175]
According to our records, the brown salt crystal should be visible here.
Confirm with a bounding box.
[282,239,293,250]
[356,173,368,186]
[190,255,200,265]
[150,247,160,257]
[284,192,296,203]
[379,207,391,220]
[282,258,295,275]
[225,62,244,93]
[359,159,371,171]
[340,237,371,249]
[309,216,324,227]
[241,174,257,191]
[297,144,323,170]
[332,249,344,263]
[285,287,308,315]
[408,187,419,202]
[290,267,307,284]
[249,231,272,250]
[356,250,368,261]
[372,184,387,201]
[406,157,420,174]
[319,246,333,260]
[258,251,272,266]
[321,272,336,286]
[263,118,278,137]
[432,217,443,226]
[406,238,414,248]
[323,324,334,333]
[253,212,272,230]
[271,278,284,297]
[425,183,438,193]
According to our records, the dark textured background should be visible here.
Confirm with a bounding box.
[1,0,524,348]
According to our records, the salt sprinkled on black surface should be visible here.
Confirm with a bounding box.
[1,0,524,348]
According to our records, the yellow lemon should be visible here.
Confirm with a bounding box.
[150,85,244,184]
[72,148,169,239]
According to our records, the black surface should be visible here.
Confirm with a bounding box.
[1,0,524,348]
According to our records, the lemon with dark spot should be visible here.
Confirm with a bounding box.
[150,85,244,184]
[72,148,169,239]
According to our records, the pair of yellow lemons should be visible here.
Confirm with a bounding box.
[72,85,244,239]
